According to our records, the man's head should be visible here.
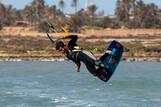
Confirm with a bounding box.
[55,40,65,51]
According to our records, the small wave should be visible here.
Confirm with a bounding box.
[0,59,22,62]
[39,93,48,98]
[6,104,29,107]
[151,98,161,102]
[5,91,14,95]
[51,96,68,103]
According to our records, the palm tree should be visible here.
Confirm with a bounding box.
[87,4,97,26]
[24,5,35,25]
[135,0,146,27]
[30,0,46,23]
[71,0,78,13]
[115,0,123,20]
[0,3,6,21]
[115,0,134,27]
[50,5,57,18]
[132,0,136,27]
[123,0,133,23]
[59,0,65,13]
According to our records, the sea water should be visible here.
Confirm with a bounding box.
[0,61,161,107]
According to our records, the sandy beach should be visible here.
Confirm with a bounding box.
[0,27,161,61]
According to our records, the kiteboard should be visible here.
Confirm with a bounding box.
[96,40,124,82]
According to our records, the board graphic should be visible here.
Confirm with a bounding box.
[97,40,124,82]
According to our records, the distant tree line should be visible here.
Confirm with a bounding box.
[0,0,161,32]
[115,0,161,28]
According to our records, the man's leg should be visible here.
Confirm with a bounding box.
[77,52,98,76]
[85,61,98,76]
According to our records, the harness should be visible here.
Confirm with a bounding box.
[66,46,82,61]
[72,46,82,52]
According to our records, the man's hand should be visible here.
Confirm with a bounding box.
[105,50,112,55]
[75,66,80,72]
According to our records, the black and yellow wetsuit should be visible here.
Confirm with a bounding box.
[64,35,98,76]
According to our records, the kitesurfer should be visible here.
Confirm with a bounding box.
[55,35,112,78]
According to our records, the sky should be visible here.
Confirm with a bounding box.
[1,0,161,15]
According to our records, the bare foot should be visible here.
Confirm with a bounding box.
[99,64,105,68]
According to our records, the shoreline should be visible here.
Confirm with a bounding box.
[1,27,161,37]
[0,58,160,62]
[0,27,161,62]
[0,55,161,62]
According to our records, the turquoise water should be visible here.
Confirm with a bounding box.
[0,61,161,107]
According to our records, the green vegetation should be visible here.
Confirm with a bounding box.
[0,36,52,54]
[0,0,161,60]
[0,36,161,58]
[122,41,145,57]
[0,0,161,32]
[78,40,107,53]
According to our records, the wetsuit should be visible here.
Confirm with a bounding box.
[64,35,98,76]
